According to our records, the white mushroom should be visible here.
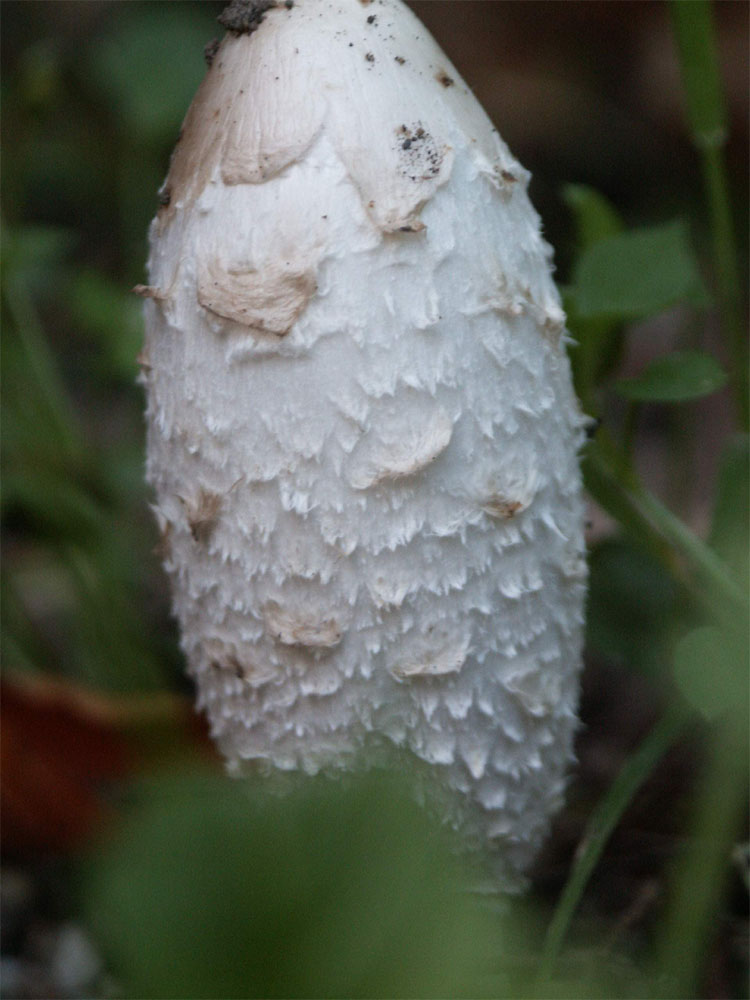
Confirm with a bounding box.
[142,0,587,889]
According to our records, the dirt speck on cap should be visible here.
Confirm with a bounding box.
[396,123,442,183]
[218,0,280,36]
[436,70,454,87]
[204,38,220,66]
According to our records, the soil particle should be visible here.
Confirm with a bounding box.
[394,55,406,65]
[157,186,171,207]
[204,37,220,66]
[436,70,455,87]
[365,52,375,62]
[501,169,518,183]
[218,0,279,36]
[366,14,376,24]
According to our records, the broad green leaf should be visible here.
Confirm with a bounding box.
[616,350,727,403]
[561,187,622,407]
[572,220,709,320]
[564,287,624,410]
[673,625,748,722]
[562,184,623,251]
[709,434,749,592]
[84,770,497,999]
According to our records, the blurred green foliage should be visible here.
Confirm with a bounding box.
[1,2,747,999]
[586,539,681,676]
[571,220,709,321]
[85,769,501,999]
[2,2,221,694]
[615,349,727,403]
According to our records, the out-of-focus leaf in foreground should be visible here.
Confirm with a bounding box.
[84,769,499,999]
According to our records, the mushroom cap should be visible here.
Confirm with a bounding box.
[143,0,587,889]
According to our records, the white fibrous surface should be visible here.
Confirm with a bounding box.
[142,0,588,888]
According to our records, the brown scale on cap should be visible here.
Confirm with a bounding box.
[180,489,223,544]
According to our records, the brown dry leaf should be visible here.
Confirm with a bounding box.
[0,674,218,856]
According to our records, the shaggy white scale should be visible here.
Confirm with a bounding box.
[142,0,588,888]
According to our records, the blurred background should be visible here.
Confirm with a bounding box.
[1,2,748,998]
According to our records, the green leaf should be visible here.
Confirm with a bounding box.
[564,288,624,411]
[562,186,625,407]
[673,625,749,722]
[572,220,709,320]
[616,350,727,403]
[562,183,623,251]
[709,434,749,591]
[84,770,497,999]
[586,538,680,674]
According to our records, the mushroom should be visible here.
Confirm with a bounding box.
[142,0,587,890]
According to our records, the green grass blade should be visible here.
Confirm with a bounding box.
[669,0,725,144]
[653,716,749,997]
[670,0,748,429]
[585,437,747,620]
[537,706,688,985]
[2,274,84,464]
